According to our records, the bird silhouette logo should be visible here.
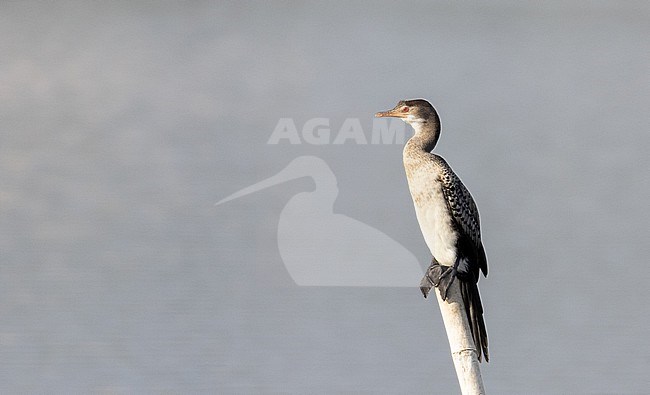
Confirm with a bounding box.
[216,155,424,286]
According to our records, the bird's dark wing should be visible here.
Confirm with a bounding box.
[437,157,488,277]
[422,156,490,362]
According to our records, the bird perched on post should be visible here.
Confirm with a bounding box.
[376,99,489,362]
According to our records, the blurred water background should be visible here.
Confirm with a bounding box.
[1,1,649,393]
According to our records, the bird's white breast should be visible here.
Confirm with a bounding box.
[404,160,458,266]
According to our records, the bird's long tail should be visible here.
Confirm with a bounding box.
[459,279,489,362]
[420,260,489,362]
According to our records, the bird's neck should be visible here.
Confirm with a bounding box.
[405,119,440,153]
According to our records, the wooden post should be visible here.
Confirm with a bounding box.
[434,279,485,394]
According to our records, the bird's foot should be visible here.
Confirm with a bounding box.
[438,265,455,280]
[420,257,439,298]
[420,274,434,298]
[420,257,456,300]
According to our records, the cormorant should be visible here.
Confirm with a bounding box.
[376,99,489,362]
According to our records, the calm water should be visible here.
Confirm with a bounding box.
[1,2,649,393]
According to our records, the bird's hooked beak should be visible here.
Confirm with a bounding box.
[375,104,408,119]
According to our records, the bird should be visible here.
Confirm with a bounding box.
[376,99,489,362]
[216,155,424,287]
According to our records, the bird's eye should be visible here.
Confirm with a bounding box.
[402,106,409,112]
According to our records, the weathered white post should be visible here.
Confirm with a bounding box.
[433,280,485,394]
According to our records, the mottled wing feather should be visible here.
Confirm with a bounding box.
[437,159,482,249]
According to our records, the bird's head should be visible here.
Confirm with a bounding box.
[375,99,437,125]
